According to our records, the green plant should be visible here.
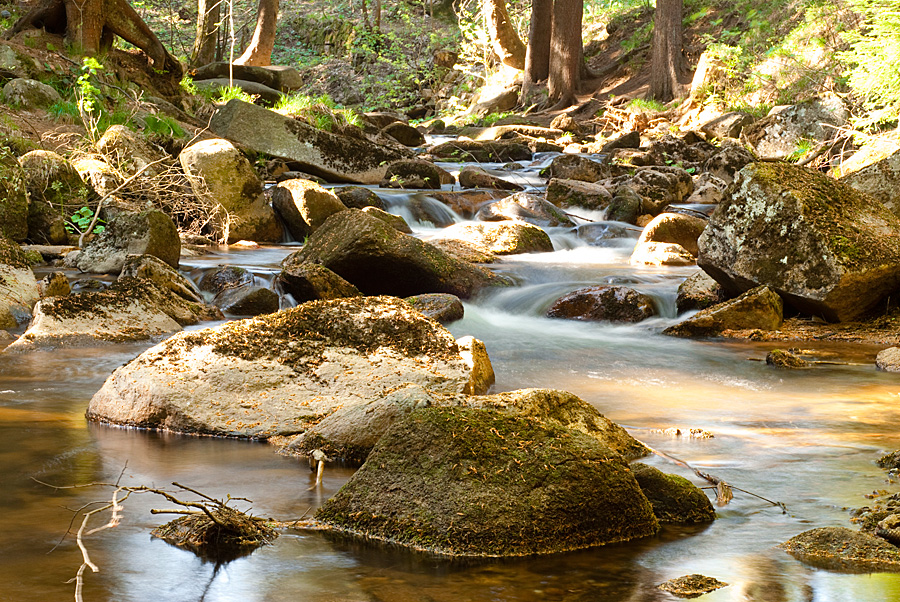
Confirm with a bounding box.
[626,98,667,113]
[275,92,363,132]
[76,57,105,140]
[48,100,80,122]
[65,206,106,235]
[216,85,257,103]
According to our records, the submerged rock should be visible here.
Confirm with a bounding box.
[547,285,657,323]
[664,285,783,338]
[631,464,716,524]
[698,162,900,321]
[316,407,659,556]
[658,574,728,598]
[780,527,900,572]
[86,296,492,438]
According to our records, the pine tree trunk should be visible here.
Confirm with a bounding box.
[648,0,685,102]
[547,0,582,109]
[234,0,279,66]
[190,0,221,68]
[482,0,526,70]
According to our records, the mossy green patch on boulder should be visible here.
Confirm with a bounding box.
[631,463,716,524]
[0,148,29,242]
[316,407,659,556]
[698,162,900,321]
[19,150,92,245]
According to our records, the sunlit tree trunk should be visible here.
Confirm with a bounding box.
[190,0,220,67]
[547,0,582,108]
[483,0,526,69]
[234,0,278,66]
[648,0,685,102]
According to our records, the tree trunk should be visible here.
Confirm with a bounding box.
[360,0,370,30]
[482,0,525,70]
[190,0,221,68]
[234,0,278,66]
[5,0,181,76]
[522,0,552,106]
[547,0,582,109]
[648,0,685,102]
[375,0,381,30]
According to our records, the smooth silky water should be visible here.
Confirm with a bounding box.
[4,185,900,601]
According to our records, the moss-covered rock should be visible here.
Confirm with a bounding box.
[381,159,442,190]
[0,148,28,242]
[458,166,523,191]
[272,178,347,238]
[631,463,716,524]
[676,270,727,313]
[75,208,180,274]
[316,407,659,556]
[664,285,783,338]
[430,139,531,163]
[405,292,464,324]
[291,209,509,298]
[19,150,92,245]
[540,154,605,182]
[698,162,900,321]
[780,527,900,572]
[435,221,553,255]
[766,349,809,368]
[86,296,492,438]
[546,178,613,211]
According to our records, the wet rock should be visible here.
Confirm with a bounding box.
[631,464,716,523]
[878,450,900,470]
[780,527,900,572]
[273,178,347,237]
[276,257,361,303]
[766,349,809,368]
[436,221,553,255]
[0,237,38,330]
[3,78,59,108]
[406,293,464,324]
[19,150,91,245]
[698,162,900,322]
[541,154,605,182]
[576,221,642,246]
[198,266,253,294]
[458,165,523,191]
[475,192,574,227]
[210,99,411,184]
[0,149,28,242]
[876,347,900,372]
[381,159,442,190]
[316,406,659,556]
[658,574,728,598]
[471,388,650,460]
[547,286,657,323]
[381,121,425,147]
[289,209,508,298]
[120,254,204,304]
[703,140,754,185]
[699,110,755,139]
[401,195,458,227]
[213,285,279,315]
[86,296,491,437]
[546,178,613,211]
[663,285,783,338]
[741,97,847,161]
[638,212,707,257]
[676,271,727,313]
[630,242,695,266]
[607,185,644,224]
[6,276,219,351]
[430,190,506,219]
[36,271,70,299]
[179,138,282,243]
[334,186,384,210]
[96,125,170,176]
[430,139,531,163]
[75,209,180,274]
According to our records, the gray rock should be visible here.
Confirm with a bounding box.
[273,178,346,235]
[619,166,694,215]
[361,206,412,233]
[475,192,574,227]
[698,162,900,321]
[676,270,727,313]
[703,140,754,184]
[663,285,783,338]
[96,125,169,176]
[546,178,613,211]
[575,221,642,246]
[120,254,204,304]
[599,131,641,153]
[194,78,283,105]
[198,266,253,294]
[876,347,900,372]
[75,209,180,274]
[741,97,848,161]
[210,99,411,184]
[0,150,28,242]
[3,78,60,109]
[630,242,696,266]
[190,62,280,89]
[405,293,464,324]
[276,259,362,303]
[213,285,279,315]
[841,147,900,218]
[547,285,657,323]
[607,185,644,224]
[334,186,384,210]
[699,111,755,139]
[685,172,727,204]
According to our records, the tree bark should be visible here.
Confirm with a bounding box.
[5,0,181,76]
[190,0,221,68]
[234,0,278,66]
[547,0,582,109]
[648,0,685,102]
[482,0,526,70]
[521,0,552,106]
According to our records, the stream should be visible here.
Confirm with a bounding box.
[3,157,900,601]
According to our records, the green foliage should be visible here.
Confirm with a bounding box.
[626,98,667,113]
[216,85,257,103]
[143,114,186,138]
[48,100,80,122]
[275,92,363,132]
[179,75,199,96]
[65,206,106,235]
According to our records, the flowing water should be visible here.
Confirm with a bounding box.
[3,167,900,601]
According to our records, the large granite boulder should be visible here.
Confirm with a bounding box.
[75,209,180,274]
[289,209,508,298]
[179,138,282,243]
[209,99,411,184]
[0,236,39,330]
[637,212,707,257]
[663,285,783,338]
[547,286,657,323]
[435,221,554,255]
[86,296,493,437]
[5,277,219,351]
[316,406,659,556]
[19,150,91,245]
[698,162,900,321]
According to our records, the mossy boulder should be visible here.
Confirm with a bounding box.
[3,78,60,109]
[334,186,384,210]
[276,259,361,303]
[120,254,207,306]
[290,209,509,298]
[766,349,809,368]
[698,162,900,321]
[631,464,716,524]
[86,296,493,438]
[458,166,523,191]
[546,178,613,211]
[272,178,346,239]
[360,206,412,233]
[381,159,442,190]
[316,407,659,557]
[75,209,180,274]
[0,149,28,242]
[780,527,900,572]
[19,150,92,245]
[663,285,783,338]
[96,125,169,176]
[541,154,605,182]
[405,293,464,324]
[0,235,38,330]
[179,138,282,243]
[435,221,553,255]
[740,98,846,161]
